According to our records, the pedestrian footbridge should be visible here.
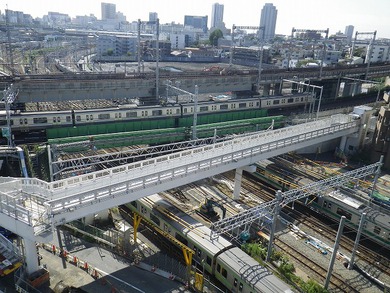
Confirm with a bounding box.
[0,114,360,273]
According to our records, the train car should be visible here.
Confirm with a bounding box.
[126,194,292,293]
[2,94,310,134]
[310,190,390,249]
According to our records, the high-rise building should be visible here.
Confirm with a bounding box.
[211,3,224,28]
[259,3,277,41]
[345,25,354,43]
[184,15,208,33]
[149,12,158,23]
[101,2,116,20]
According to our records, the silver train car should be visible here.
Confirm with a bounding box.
[1,94,310,132]
[127,194,293,293]
[311,190,390,249]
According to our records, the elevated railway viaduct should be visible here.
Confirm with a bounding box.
[1,63,390,104]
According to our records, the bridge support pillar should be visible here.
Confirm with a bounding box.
[262,84,271,96]
[339,135,347,154]
[343,81,362,97]
[24,238,39,275]
[233,165,256,200]
[274,83,282,95]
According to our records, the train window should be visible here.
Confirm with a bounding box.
[53,117,57,123]
[266,101,271,106]
[24,118,27,124]
[221,268,227,278]
[176,109,180,114]
[20,118,24,124]
[126,112,137,117]
[217,264,221,273]
[220,104,228,110]
[273,100,280,105]
[199,106,208,112]
[230,104,236,109]
[118,113,122,118]
[281,99,286,104]
[130,201,137,209]
[301,97,304,102]
[323,201,327,208]
[239,283,243,291]
[150,213,160,226]
[239,103,246,108]
[184,108,188,114]
[152,110,163,116]
[76,116,81,122]
[287,98,294,103]
[90,115,93,120]
[57,117,60,122]
[234,278,238,287]
[328,203,332,208]
[374,226,381,235]
[86,115,89,121]
[98,114,110,120]
[249,102,254,107]
[0,119,7,126]
[190,107,193,113]
[206,256,211,266]
[256,102,259,107]
[197,249,202,257]
[336,207,352,220]
[295,98,300,102]
[33,117,48,124]
[114,113,118,118]
[141,206,147,214]
[175,233,188,246]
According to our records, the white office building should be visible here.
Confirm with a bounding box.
[259,3,277,41]
[211,3,224,29]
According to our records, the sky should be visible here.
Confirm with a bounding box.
[3,0,390,39]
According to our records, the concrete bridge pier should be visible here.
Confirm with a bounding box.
[343,81,362,97]
[233,165,257,200]
[24,238,39,275]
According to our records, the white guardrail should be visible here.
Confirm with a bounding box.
[1,115,358,228]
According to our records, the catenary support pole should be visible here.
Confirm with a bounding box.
[266,190,282,262]
[348,213,366,270]
[324,216,346,289]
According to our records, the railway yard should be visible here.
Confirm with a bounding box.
[45,138,390,293]
[155,154,390,293]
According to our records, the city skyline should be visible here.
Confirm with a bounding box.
[4,0,390,39]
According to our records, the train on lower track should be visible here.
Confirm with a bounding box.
[0,94,310,135]
[126,194,293,293]
[254,160,390,250]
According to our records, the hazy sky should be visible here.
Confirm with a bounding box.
[4,0,390,38]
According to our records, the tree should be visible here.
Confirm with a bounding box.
[209,29,223,47]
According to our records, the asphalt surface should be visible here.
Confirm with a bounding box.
[0,230,191,293]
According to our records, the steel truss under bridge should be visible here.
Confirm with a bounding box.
[50,136,223,180]
[210,158,383,238]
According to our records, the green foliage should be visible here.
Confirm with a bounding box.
[209,29,223,46]
[302,279,328,293]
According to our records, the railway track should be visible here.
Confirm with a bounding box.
[275,239,359,292]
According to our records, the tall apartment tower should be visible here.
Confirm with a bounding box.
[211,3,224,28]
[101,2,116,20]
[259,3,277,41]
[149,12,158,23]
[345,25,354,43]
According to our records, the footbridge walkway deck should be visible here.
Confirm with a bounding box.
[0,114,360,273]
